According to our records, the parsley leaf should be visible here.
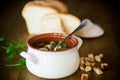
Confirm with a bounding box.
[5,59,26,69]
[16,40,26,54]
[0,37,26,69]
[4,54,15,62]
[18,59,26,69]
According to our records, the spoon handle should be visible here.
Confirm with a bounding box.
[54,19,88,51]
[63,19,88,42]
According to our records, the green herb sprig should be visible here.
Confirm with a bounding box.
[0,37,26,69]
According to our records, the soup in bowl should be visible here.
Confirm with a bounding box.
[20,33,83,79]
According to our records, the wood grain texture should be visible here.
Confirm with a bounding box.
[0,0,120,80]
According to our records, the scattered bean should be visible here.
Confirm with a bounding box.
[80,53,108,75]
[81,74,89,80]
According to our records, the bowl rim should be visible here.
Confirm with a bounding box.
[28,33,78,52]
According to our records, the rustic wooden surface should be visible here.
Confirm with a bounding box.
[0,0,120,80]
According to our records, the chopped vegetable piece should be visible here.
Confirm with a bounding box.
[37,41,68,51]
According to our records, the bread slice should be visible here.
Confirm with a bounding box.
[58,13,81,34]
[40,14,64,33]
[22,1,58,34]
[75,19,104,38]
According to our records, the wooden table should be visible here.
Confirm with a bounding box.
[0,0,120,80]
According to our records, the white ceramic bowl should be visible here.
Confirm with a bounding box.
[20,33,83,79]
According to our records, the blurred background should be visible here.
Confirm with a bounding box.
[0,0,120,80]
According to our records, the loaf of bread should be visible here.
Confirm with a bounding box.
[22,0,68,34]
[22,0,104,38]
